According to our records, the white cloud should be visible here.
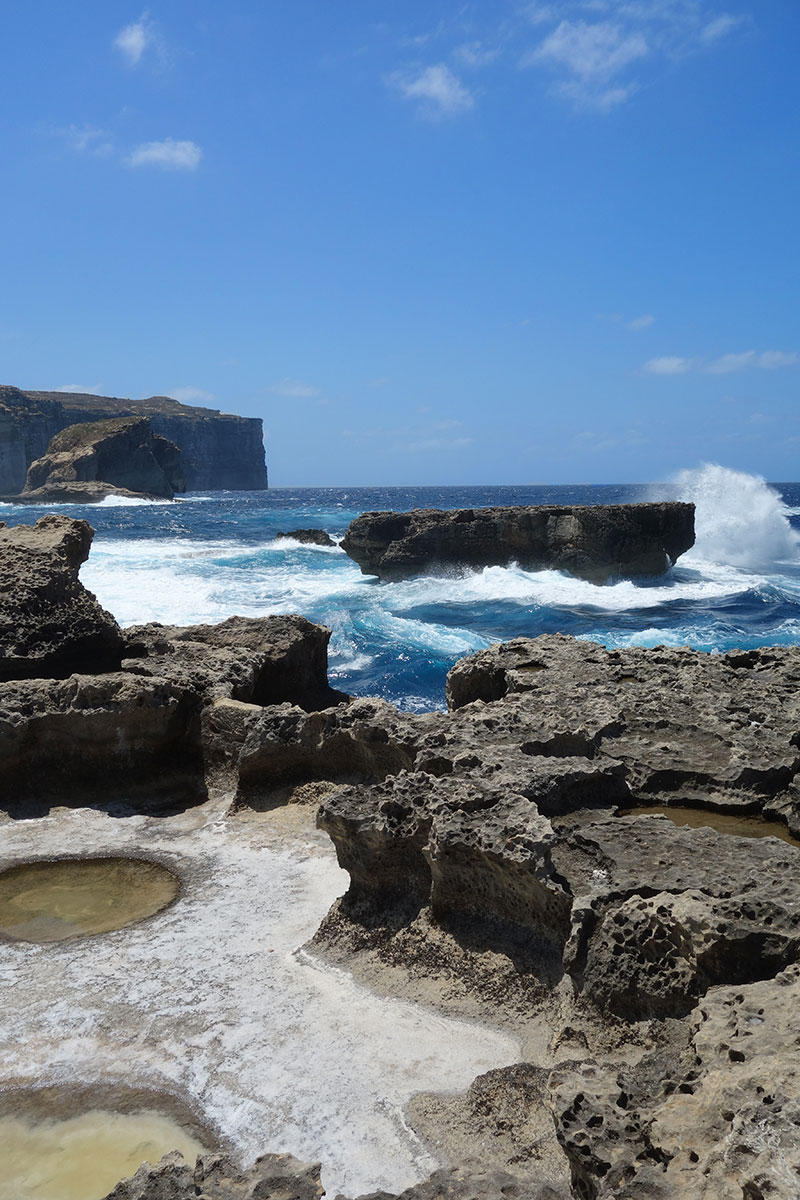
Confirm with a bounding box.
[53,383,103,394]
[169,387,215,403]
[645,350,800,375]
[125,139,202,170]
[530,19,648,80]
[643,355,694,374]
[266,379,321,398]
[626,313,655,330]
[113,15,154,66]
[700,14,743,43]
[705,350,757,374]
[392,64,474,117]
[520,3,746,110]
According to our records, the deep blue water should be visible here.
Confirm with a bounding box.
[4,468,800,710]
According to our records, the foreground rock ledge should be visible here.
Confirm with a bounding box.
[6,522,800,1199]
[340,502,695,583]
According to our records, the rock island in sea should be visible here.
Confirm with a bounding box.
[3,501,800,1199]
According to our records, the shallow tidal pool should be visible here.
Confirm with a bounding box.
[0,1108,206,1200]
[0,857,181,943]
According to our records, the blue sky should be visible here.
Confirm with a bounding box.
[1,1,798,485]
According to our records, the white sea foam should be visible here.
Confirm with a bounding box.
[673,464,800,568]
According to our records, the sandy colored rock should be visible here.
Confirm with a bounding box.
[0,514,124,681]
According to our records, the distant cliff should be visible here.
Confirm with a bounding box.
[0,386,267,493]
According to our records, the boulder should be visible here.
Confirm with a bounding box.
[340,503,695,584]
[16,415,186,502]
[276,529,336,547]
[0,514,124,681]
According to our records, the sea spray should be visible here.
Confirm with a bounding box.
[674,464,800,568]
[10,480,800,707]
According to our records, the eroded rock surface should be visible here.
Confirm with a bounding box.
[341,504,694,584]
[0,514,124,681]
[104,1151,324,1200]
[7,591,800,1200]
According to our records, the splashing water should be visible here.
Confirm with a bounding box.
[675,464,800,568]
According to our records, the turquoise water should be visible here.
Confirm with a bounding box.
[4,466,800,710]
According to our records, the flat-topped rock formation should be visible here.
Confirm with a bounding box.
[0,385,267,493]
[13,415,186,503]
[341,502,695,583]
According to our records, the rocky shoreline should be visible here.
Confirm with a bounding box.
[2,515,800,1199]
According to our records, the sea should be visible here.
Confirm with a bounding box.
[4,463,800,712]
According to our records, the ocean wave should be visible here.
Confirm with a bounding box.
[673,464,800,568]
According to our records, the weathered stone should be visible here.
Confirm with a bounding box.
[15,415,186,502]
[550,967,800,1198]
[341,504,695,584]
[446,635,800,818]
[202,696,419,803]
[0,613,348,811]
[0,671,204,812]
[103,1151,324,1200]
[0,514,124,681]
[124,615,347,711]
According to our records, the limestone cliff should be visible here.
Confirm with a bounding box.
[0,386,267,493]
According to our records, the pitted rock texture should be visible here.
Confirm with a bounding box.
[551,968,800,1198]
[310,638,800,1016]
[16,415,186,503]
[0,514,124,681]
[103,1151,324,1200]
[341,504,694,584]
[446,634,800,819]
[104,1150,562,1200]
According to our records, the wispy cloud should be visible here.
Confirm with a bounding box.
[700,14,744,43]
[391,63,475,118]
[643,355,695,375]
[405,436,474,452]
[61,125,115,156]
[526,19,648,109]
[53,383,103,394]
[169,387,215,403]
[644,349,799,375]
[520,2,746,109]
[113,14,156,66]
[266,379,322,398]
[125,138,202,170]
[598,311,656,331]
[453,41,499,67]
[626,313,655,331]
